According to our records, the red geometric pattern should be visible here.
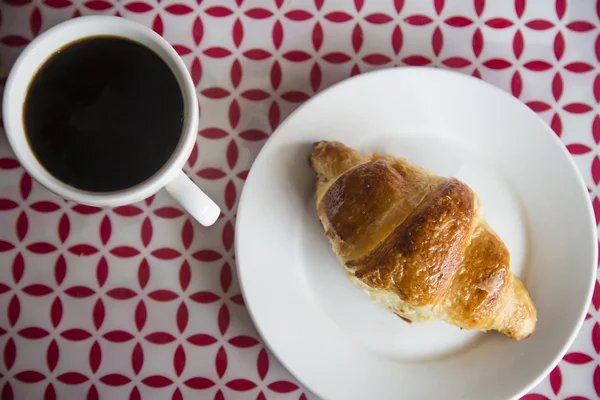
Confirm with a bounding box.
[0,0,599,399]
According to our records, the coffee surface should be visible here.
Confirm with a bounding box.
[24,36,184,192]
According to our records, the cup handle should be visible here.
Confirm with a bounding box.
[165,170,220,227]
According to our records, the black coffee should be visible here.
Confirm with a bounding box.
[24,36,184,192]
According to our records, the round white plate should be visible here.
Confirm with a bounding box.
[235,68,598,400]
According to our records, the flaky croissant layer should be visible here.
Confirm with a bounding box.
[310,141,536,340]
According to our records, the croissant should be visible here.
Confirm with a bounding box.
[310,141,536,340]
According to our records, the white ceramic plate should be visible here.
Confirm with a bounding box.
[235,68,598,400]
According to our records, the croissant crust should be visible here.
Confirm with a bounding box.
[310,141,536,340]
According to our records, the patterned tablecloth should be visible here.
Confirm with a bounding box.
[0,0,599,399]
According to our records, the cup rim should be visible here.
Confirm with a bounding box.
[2,16,199,206]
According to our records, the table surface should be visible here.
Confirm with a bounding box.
[1,0,599,399]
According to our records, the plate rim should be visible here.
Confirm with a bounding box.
[235,66,598,400]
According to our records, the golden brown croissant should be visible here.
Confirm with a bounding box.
[310,141,536,340]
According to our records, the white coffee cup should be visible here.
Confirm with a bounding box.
[2,16,220,226]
